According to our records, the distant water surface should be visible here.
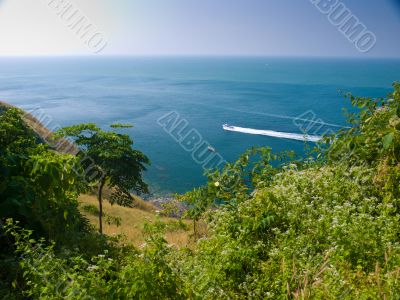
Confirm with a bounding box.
[0,56,399,195]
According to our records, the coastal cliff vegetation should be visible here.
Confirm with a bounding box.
[1,83,400,299]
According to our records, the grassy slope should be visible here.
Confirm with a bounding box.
[0,101,191,248]
[79,194,191,247]
[0,101,77,154]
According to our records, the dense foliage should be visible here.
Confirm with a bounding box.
[1,83,400,299]
[175,83,400,299]
[0,108,86,242]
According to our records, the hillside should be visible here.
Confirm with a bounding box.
[2,83,400,299]
[0,101,77,154]
[78,194,191,247]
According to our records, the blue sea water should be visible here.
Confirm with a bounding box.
[0,56,399,195]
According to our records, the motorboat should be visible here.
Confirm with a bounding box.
[222,124,235,130]
[222,123,322,142]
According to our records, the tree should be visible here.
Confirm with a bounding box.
[56,123,150,234]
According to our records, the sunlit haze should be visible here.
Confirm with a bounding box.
[0,0,399,57]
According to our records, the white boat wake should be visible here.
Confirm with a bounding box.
[223,124,322,142]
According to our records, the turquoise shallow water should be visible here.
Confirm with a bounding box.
[1,56,399,195]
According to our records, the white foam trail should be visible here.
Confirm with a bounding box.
[223,125,322,142]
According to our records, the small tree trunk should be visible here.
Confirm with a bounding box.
[193,219,197,241]
[98,179,106,234]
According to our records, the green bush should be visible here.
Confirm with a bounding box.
[4,219,186,299]
[0,108,87,244]
[173,83,400,299]
[178,163,400,298]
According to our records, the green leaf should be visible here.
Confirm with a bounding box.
[383,132,394,150]
[110,123,133,129]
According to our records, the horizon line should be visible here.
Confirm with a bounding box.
[0,54,400,60]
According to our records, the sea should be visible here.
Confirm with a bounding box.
[1,56,399,196]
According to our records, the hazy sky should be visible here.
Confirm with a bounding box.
[0,0,399,57]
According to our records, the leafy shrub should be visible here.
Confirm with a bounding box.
[326,82,400,167]
[105,215,122,227]
[143,217,188,236]
[174,83,400,299]
[4,219,187,299]
[0,108,87,244]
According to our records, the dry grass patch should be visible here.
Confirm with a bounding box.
[78,194,191,248]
